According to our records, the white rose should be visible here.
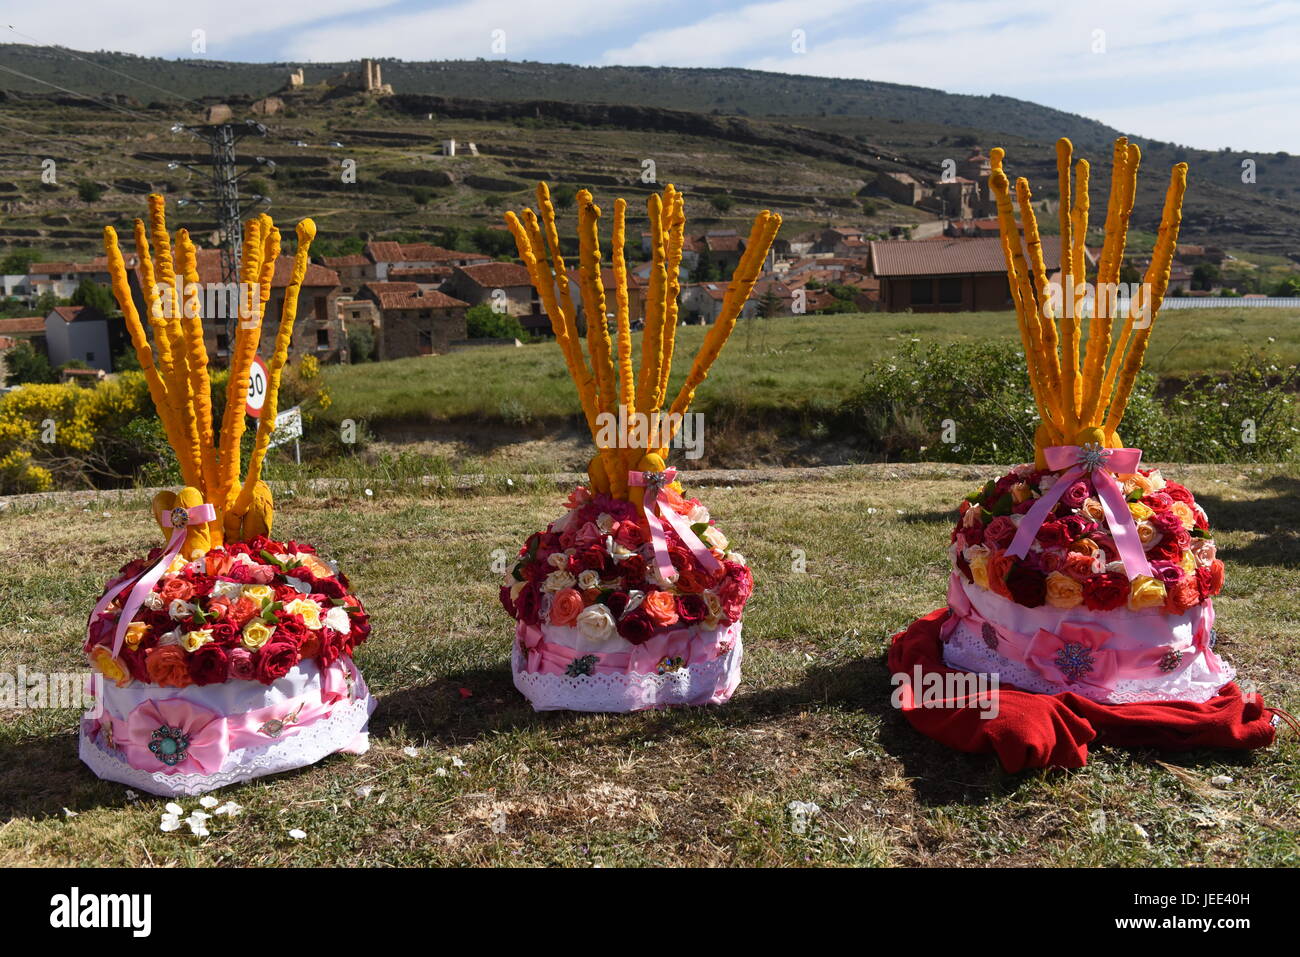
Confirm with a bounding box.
[596,512,615,534]
[575,604,615,643]
[547,552,569,570]
[543,569,576,593]
[576,569,601,590]
[550,509,576,534]
[687,504,711,525]
[144,591,166,611]
[703,526,728,551]
[211,580,243,601]
[725,551,746,567]
[158,628,183,647]
[1105,560,1126,575]
[962,543,990,563]
[168,599,194,620]
[323,605,351,635]
[701,590,723,627]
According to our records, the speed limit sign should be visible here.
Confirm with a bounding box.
[245,356,269,418]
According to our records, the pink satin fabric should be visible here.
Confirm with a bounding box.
[627,468,722,584]
[516,620,735,676]
[943,572,1217,697]
[98,658,363,775]
[1007,445,1152,581]
[88,503,217,657]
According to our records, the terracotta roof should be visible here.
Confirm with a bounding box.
[453,262,532,288]
[704,234,742,253]
[27,258,113,275]
[187,249,339,288]
[870,236,1068,277]
[364,241,488,265]
[372,287,469,311]
[0,316,45,334]
[50,305,105,323]
[321,254,369,267]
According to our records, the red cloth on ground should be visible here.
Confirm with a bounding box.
[888,608,1278,772]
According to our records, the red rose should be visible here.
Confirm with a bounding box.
[1163,482,1196,507]
[254,642,300,683]
[1147,536,1185,564]
[513,584,543,626]
[317,628,347,667]
[274,619,311,650]
[1196,559,1225,599]
[614,520,646,549]
[1005,561,1047,607]
[676,593,707,624]
[224,564,254,584]
[1143,491,1174,512]
[120,647,152,684]
[1164,577,1201,615]
[189,643,230,685]
[602,591,631,618]
[616,608,655,645]
[208,622,239,648]
[314,577,346,600]
[498,584,517,618]
[1082,572,1129,611]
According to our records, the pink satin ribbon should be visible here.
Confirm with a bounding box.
[627,468,723,585]
[517,621,730,676]
[88,503,217,658]
[1008,444,1152,581]
[103,658,361,775]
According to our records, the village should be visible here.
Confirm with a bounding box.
[0,147,1255,383]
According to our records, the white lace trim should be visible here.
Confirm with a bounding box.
[942,618,1234,704]
[512,632,744,712]
[79,691,376,797]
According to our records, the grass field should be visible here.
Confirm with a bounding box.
[323,309,1300,434]
[2,464,1296,867]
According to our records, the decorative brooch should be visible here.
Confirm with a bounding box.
[259,704,304,738]
[1054,641,1096,684]
[566,655,599,678]
[148,725,191,766]
[655,655,685,675]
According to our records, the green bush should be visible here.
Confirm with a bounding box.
[840,342,1297,464]
[466,303,526,340]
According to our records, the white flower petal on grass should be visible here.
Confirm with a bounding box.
[787,800,821,836]
[199,796,219,809]
[125,789,139,802]
[1211,775,1234,786]
[402,746,420,758]
[62,807,78,818]
[489,809,507,834]
[288,828,307,840]
[450,755,465,768]
[165,802,185,816]
[214,801,242,817]
[159,814,182,833]
[434,767,448,777]
[355,785,375,799]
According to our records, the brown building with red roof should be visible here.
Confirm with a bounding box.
[443,262,540,324]
[356,282,469,358]
[871,236,1075,312]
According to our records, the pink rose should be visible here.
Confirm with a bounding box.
[983,515,1019,550]
[228,647,256,681]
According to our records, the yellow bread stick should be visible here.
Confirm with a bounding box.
[256,213,278,321]
[103,225,188,464]
[656,186,685,413]
[1104,163,1188,435]
[660,210,780,455]
[989,168,1058,440]
[575,192,623,496]
[1054,141,1080,433]
[217,217,266,519]
[505,209,599,438]
[610,198,637,470]
[1067,158,1090,422]
[146,196,191,429]
[236,219,316,530]
[173,231,218,518]
[1013,176,1065,420]
[133,219,173,385]
[1079,139,1129,424]
[638,193,668,421]
[1098,142,1145,412]
[535,183,578,331]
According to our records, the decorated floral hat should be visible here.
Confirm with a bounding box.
[498,183,779,711]
[81,197,375,796]
[889,140,1280,768]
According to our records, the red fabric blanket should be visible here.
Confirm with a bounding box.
[888,608,1279,772]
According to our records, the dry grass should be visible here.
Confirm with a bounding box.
[0,465,1296,866]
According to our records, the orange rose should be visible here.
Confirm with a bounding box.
[1069,538,1101,557]
[1062,550,1100,581]
[643,590,680,628]
[159,578,195,602]
[550,587,585,627]
[228,596,259,627]
[145,645,193,688]
[1164,577,1201,615]
[987,549,1014,600]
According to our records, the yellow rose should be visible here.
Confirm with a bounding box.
[124,620,150,650]
[1081,498,1106,523]
[968,552,991,590]
[1045,572,1083,608]
[182,628,214,653]
[1171,501,1196,530]
[1011,481,1032,504]
[90,646,132,687]
[1127,575,1167,611]
[1128,502,1154,522]
[242,584,274,605]
[1181,550,1198,575]
[1137,522,1158,546]
[242,620,275,649]
[284,598,323,630]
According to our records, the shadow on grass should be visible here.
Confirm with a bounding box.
[0,728,134,822]
[1197,475,1300,568]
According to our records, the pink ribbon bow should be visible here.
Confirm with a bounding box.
[88,503,217,658]
[1007,444,1152,582]
[627,468,723,585]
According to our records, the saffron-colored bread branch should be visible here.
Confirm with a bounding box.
[234,218,316,538]
[992,139,1188,455]
[217,217,267,523]
[506,184,781,501]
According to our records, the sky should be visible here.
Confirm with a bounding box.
[3,0,1298,152]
